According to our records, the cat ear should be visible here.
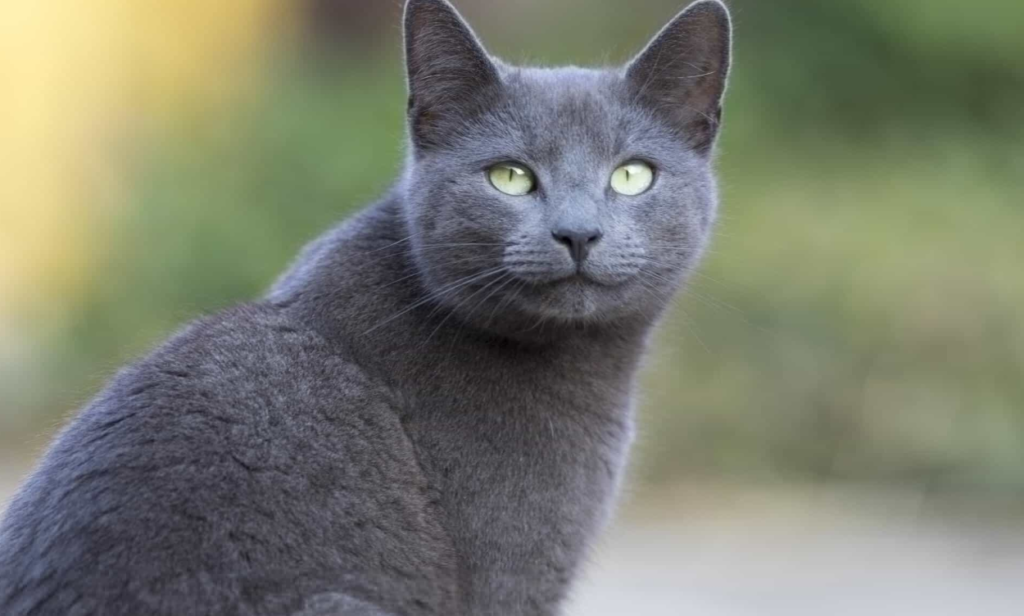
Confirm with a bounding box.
[626,0,732,155]
[404,0,500,151]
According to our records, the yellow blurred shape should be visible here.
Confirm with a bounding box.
[0,0,293,325]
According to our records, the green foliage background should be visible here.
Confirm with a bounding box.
[9,0,1024,495]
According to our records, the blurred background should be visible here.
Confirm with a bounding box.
[2,0,1023,613]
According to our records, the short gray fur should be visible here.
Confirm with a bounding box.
[0,1,732,614]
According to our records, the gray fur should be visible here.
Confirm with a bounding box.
[0,1,731,614]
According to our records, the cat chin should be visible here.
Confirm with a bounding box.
[508,277,632,323]
[544,282,603,319]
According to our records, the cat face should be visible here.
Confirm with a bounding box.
[401,0,731,328]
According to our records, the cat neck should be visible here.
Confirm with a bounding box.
[269,191,655,384]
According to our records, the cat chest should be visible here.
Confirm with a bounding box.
[402,379,636,612]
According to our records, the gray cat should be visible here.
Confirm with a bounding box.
[0,0,731,614]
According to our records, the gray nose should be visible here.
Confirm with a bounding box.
[552,227,603,264]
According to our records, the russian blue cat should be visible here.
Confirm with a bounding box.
[0,0,732,614]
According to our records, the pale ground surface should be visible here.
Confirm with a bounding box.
[568,484,1024,616]
[4,454,1024,616]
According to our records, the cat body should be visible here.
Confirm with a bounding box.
[0,1,732,614]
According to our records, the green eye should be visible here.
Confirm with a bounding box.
[488,163,535,196]
[610,161,655,196]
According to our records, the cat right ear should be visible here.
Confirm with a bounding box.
[404,0,500,152]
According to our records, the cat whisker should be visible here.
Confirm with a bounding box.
[637,268,768,335]
[638,274,711,353]
[362,267,506,336]
[364,235,415,253]
[377,254,490,290]
[420,270,514,348]
[484,278,527,329]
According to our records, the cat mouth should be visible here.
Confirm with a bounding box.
[508,265,633,290]
[545,271,625,289]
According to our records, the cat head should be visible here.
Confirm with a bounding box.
[400,0,731,331]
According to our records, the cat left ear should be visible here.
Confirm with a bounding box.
[404,0,500,151]
[626,0,732,155]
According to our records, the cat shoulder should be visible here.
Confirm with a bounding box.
[0,303,413,613]
[67,302,401,466]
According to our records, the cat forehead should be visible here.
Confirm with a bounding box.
[499,64,625,112]
[482,64,648,160]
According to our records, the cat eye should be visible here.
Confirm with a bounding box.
[488,163,536,196]
[610,161,655,196]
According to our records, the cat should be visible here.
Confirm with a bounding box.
[0,0,731,614]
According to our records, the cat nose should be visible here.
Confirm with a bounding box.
[552,227,603,264]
